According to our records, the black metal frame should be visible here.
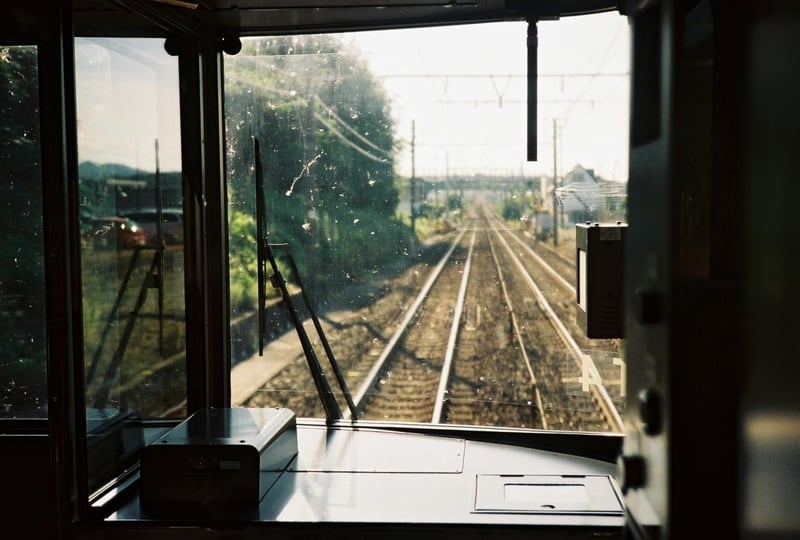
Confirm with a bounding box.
[72,4,235,513]
[0,2,85,531]
[6,1,240,523]
[174,34,232,413]
[1,0,630,532]
[0,0,237,525]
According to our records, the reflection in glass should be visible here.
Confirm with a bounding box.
[0,45,47,419]
[75,38,185,492]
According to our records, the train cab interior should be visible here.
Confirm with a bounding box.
[1,0,799,538]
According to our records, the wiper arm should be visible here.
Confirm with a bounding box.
[270,242,359,420]
[254,138,356,421]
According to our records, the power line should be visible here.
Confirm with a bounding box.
[313,112,389,163]
[562,26,624,117]
[312,94,393,158]
[227,70,394,163]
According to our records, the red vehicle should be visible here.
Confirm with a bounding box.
[119,208,184,245]
[82,216,147,249]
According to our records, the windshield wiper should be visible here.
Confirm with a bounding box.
[254,138,357,421]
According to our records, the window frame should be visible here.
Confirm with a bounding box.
[4,0,627,524]
[0,40,48,428]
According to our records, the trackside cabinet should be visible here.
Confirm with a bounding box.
[576,222,627,339]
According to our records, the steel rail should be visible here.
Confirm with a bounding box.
[507,228,575,296]
[491,221,624,432]
[485,209,622,431]
[526,232,574,268]
[484,227,549,430]
[487,212,576,296]
[431,231,476,423]
[351,228,467,412]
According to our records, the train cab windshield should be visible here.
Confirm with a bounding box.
[223,16,630,430]
[8,2,799,538]
[4,16,630,426]
[2,3,631,513]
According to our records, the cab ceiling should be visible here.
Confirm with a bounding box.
[73,0,620,37]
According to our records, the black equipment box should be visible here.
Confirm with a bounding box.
[576,222,627,339]
[140,407,297,506]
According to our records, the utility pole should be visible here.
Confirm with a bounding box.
[541,165,547,213]
[442,151,448,213]
[552,118,559,247]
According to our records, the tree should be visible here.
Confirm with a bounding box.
[225,35,409,306]
[0,46,47,417]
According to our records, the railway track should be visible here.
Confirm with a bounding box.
[353,228,470,422]
[242,204,623,432]
[353,224,547,429]
[485,209,626,417]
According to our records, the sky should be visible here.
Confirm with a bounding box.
[75,38,183,173]
[347,12,630,181]
[74,11,629,183]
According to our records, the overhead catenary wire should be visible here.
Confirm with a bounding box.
[312,111,389,163]
[226,69,395,165]
[560,26,625,117]
[311,94,393,158]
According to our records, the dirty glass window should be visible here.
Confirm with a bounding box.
[0,45,47,419]
[225,15,629,432]
[75,38,185,492]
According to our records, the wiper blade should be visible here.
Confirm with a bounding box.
[254,138,356,420]
[271,242,359,420]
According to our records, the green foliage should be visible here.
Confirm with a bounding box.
[501,195,526,221]
[0,46,48,417]
[0,46,44,300]
[446,193,463,212]
[316,209,411,279]
[228,211,259,311]
[225,35,410,298]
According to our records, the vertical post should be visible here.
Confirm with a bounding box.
[527,21,538,161]
[541,168,547,214]
[552,118,559,247]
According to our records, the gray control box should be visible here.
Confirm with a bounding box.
[140,407,297,506]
